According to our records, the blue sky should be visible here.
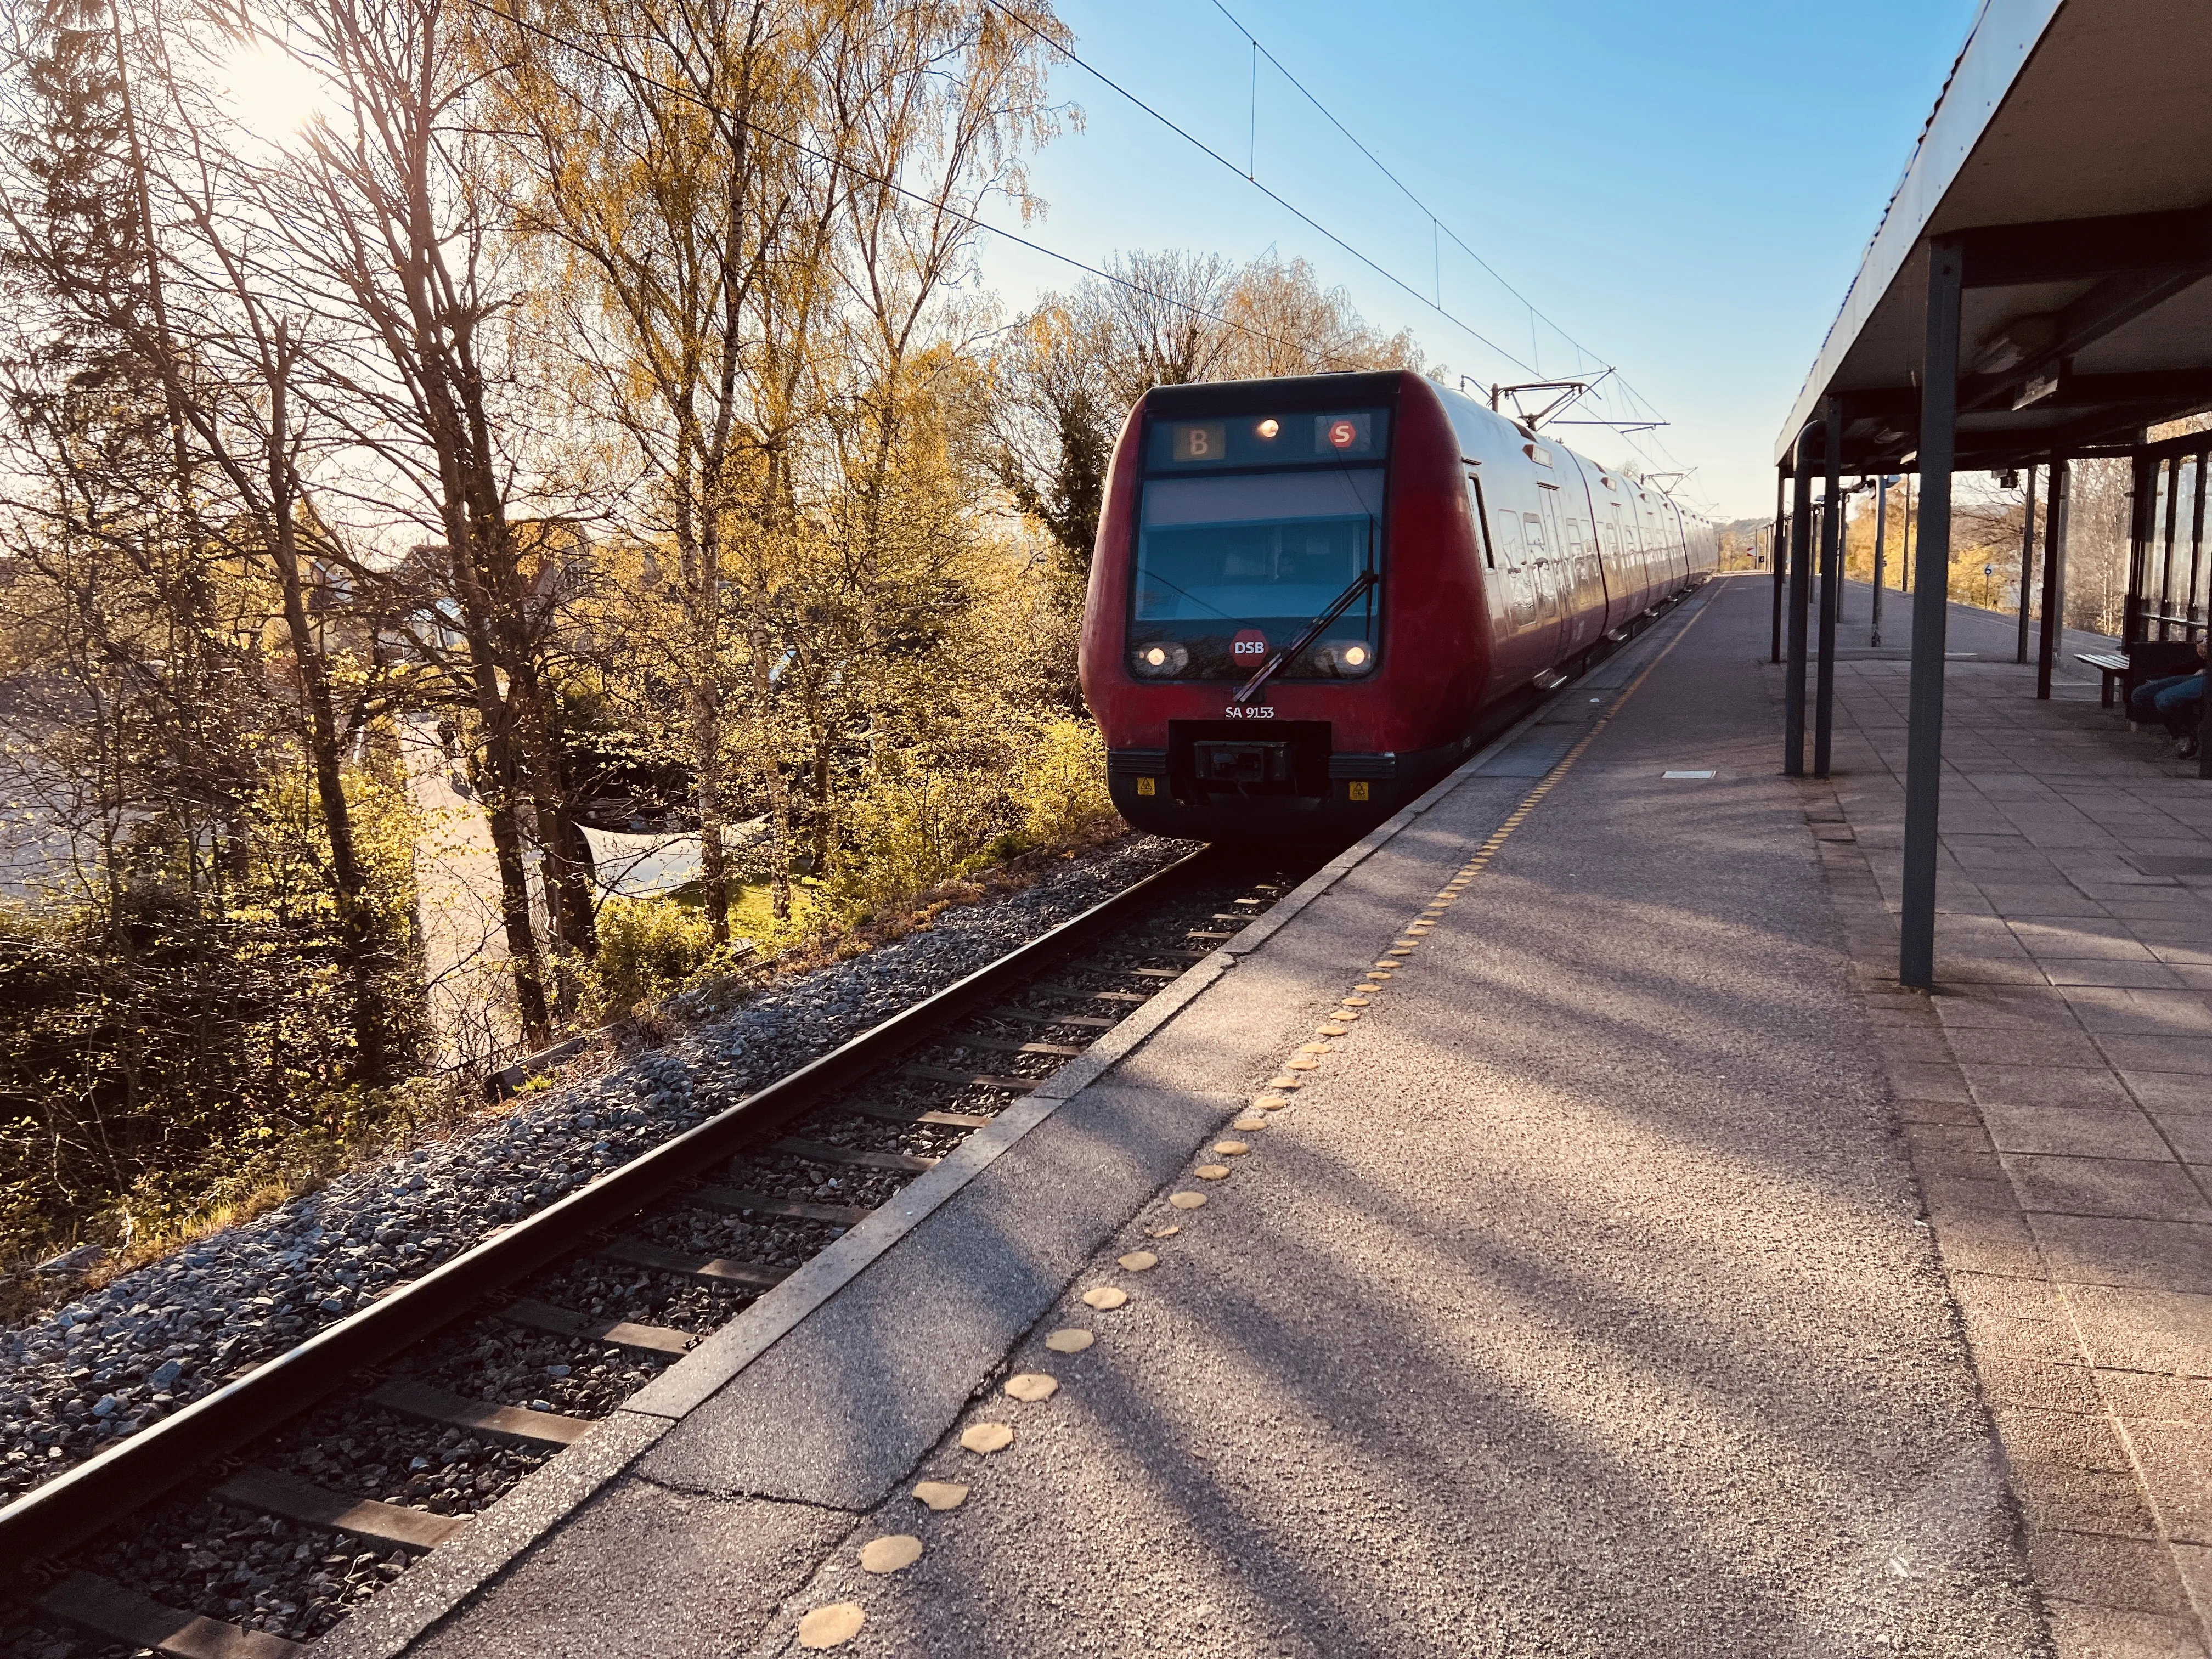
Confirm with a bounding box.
[972,0,1985,519]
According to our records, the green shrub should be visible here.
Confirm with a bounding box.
[582,895,718,1022]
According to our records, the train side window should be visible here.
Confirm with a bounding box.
[1521,511,1546,554]
[1491,503,1522,566]
[1466,469,1495,567]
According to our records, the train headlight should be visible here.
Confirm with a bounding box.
[1314,639,1376,676]
[1133,642,1189,676]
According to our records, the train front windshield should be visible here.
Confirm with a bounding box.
[1129,410,1387,681]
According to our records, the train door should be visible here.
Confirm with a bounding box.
[1562,514,1599,646]
[1487,499,1538,630]
[1465,466,1511,631]
[1525,492,1567,661]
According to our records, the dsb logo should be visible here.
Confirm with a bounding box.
[1232,629,1269,658]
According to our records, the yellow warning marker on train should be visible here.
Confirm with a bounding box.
[913,1480,969,1510]
[860,1534,923,1574]
[1082,1286,1128,1310]
[1005,1372,1059,1401]
[961,1422,1014,1453]
[1045,1328,1094,1353]
[798,1604,866,1649]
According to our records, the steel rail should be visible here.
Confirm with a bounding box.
[0,847,1214,1577]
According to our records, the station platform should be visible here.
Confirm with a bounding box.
[307,572,2211,1659]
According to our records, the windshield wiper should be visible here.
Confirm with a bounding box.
[1231,567,1378,707]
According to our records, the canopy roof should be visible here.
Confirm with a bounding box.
[1775,0,2212,475]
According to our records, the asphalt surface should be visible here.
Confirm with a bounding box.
[392,578,2045,1659]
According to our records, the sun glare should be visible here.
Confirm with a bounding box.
[219,42,330,146]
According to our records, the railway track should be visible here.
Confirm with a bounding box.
[0,843,1318,1658]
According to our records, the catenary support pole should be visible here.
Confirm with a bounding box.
[1900,236,1961,991]
[2016,464,2037,664]
[1785,454,1815,776]
[2036,458,2068,701]
[1815,399,1843,776]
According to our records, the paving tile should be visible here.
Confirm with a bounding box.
[1885,1063,1974,1104]
[1966,1065,2138,1109]
[2040,960,2191,989]
[1929,1207,2045,1277]
[1898,1097,1986,1126]
[1921,1172,2022,1216]
[1983,1105,2174,1160]
[2045,1600,2212,1659]
[2063,992,2212,1035]
[2130,1423,2212,1545]
[2014,923,2159,961]
[2012,1462,2164,1538]
[1936,994,2081,1030]
[2149,1113,2212,1164]
[2126,1073,2212,1115]
[2103,1037,2212,1076]
[2002,1155,2212,1223]
[2030,1531,2192,1611]
[1947,1029,2112,1067]
[2028,1215,2212,1294]
[1907,1121,1996,1155]
[2103,1372,2212,1427]
[1994,1405,2137,1470]
[2069,1286,2212,1377]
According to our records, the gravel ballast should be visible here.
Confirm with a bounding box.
[0,835,1194,1513]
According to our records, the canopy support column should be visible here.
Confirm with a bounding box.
[1900,236,1962,990]
[1815,399,1843,777]
[2016,464,2038,664]
[2036,459,2069,701]
[1872,477,1888,647]
[1784,460,1814,776]
[1771,469,1786,664]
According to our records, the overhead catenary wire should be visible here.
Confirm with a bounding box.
[426,0,1382,377]
[980,0,1537,377]
[1199,0,1695,488]
[990,0,1700,498]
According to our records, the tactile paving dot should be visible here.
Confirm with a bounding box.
[1265,1075,1304,1091]
[1167,1192,1206,1209]
[1232,1114,1270,1131]
[961,1422,1015,1453]
[860,1534,924,1574]
[1214,1141,1250,1156]
[1195,1164,1231,1180]
[798,1604,866,1648]
[914,1481,969,1510]
[1147,1223,1183,1237]
[1317,1023,1350,1036]
[1253,1096,1289,1110]
[1005,1372,1059,1401]
[1045,1328,1095,1353]
[1286,1057,1319,1071]
[1118,1250,1159,1271]
[1082,1286,1129,1310]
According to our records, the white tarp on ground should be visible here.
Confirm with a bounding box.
[580,825,702,898]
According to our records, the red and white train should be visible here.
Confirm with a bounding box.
[1079,368,1716,840]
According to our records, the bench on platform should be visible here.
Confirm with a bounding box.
[2077,640,2202,713]
[2078,651,2130,707]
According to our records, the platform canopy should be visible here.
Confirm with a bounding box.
[1775,0,2212,475]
